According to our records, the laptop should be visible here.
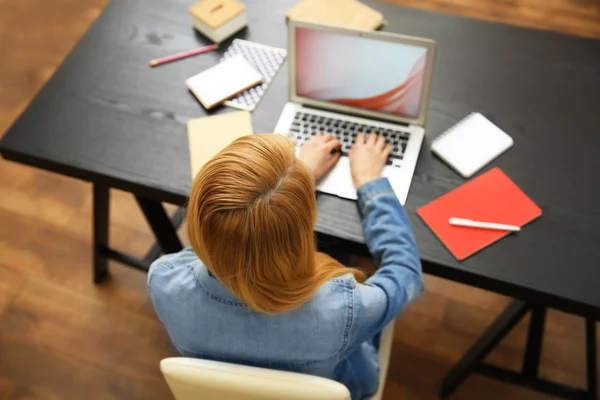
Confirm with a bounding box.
[274,20,437,205]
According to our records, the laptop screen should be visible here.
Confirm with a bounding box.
[295,27,429,120]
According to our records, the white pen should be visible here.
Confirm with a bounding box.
[449,217,521,232]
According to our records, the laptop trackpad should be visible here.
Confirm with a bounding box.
[316,157,358,200]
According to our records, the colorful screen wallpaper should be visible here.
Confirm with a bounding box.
[295,27,428,119]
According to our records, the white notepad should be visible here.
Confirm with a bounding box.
[431,113,513,178]
[186,55,263,110]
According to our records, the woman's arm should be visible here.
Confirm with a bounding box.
[363,179,422,314]
[346,133,423,345]
[346,178,423,345]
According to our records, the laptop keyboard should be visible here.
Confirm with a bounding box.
[289,111,411,165]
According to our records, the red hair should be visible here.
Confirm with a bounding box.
[186,134,365,313]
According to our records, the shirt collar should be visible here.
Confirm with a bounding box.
[192,261,246,306]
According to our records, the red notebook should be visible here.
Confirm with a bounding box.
[417,167,542,260]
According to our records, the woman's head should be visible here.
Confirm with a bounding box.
[187,134,364,313]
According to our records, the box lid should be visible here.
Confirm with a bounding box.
[286,0,384,30]
[189,0,245,29]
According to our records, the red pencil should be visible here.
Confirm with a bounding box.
[149,44,219,67]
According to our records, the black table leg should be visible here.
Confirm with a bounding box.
[135,195,183,254]
[586,318,597,399]
[143,207,186,263]
[476,364,590,399]
[442,302,596,399]
[522,306,547,378]
[90,188,184,279]
[93,183,110,283]
[440,300,530,398]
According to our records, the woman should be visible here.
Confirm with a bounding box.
[148,132,422,400]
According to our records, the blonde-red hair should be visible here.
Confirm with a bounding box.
[187,134,365,313]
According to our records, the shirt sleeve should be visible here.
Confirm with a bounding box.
[347,178,423,345]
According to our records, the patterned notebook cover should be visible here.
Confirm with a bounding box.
[221,39,287,111]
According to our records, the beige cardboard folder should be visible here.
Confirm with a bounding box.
[188,111,253,179]
[286,0,385,30]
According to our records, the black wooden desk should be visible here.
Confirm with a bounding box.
[1,0,600,398]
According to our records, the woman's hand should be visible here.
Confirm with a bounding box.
[298,134,342,181]
[349,132,392,188]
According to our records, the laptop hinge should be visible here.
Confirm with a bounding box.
[300,104,411,127]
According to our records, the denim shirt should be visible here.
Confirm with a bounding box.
[148,178,423,400]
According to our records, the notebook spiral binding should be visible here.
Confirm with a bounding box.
[431,112,476,147]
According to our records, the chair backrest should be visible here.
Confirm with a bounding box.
[160,357,351,400]
[372,318,396,400]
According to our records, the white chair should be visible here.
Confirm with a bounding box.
[160,319,396,400]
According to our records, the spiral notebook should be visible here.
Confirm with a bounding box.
[431,113,513,178]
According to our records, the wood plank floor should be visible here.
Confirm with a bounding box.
[1,0,599,399]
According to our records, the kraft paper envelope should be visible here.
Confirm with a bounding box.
[187,111,253,179]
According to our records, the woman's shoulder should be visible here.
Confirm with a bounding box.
[149,247,197,270]
[309,272,357,307]
[327,272,358,289]
[147,247,201,289]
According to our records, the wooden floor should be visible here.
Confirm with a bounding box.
[1,0,599,399]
